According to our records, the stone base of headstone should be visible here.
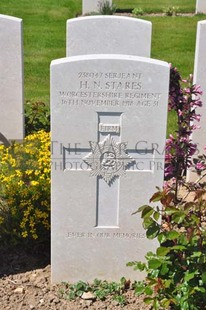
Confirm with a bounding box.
[82,0,112,15]
[196,0,206,14]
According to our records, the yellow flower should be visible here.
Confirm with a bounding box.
[22,231,28,238]
[18,180,24,187]
[0,130,51,241]
[30,180,39,186]
[0,216,4,225]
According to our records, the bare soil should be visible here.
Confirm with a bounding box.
[0,246,151,310]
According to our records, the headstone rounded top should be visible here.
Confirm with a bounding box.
[66,15,152,57]
[199,19,206,25]
[68,15,151,25]
[0,14,22,22]
[51,54,168,68]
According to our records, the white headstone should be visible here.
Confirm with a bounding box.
[66,16,152,57]
[187,20,206,181]
[83,0,112,15]
[51,54,169,283]
[0,14,24,141]
[196,0,206,14]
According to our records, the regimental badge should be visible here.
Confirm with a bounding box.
[83,134,135,185]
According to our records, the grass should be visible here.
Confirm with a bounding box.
[0,0,81,103]
[0,0,205,134]
[145,15,206,78]
[114,0,196,13]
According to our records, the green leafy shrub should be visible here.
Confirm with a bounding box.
[25,101,50,135]
[164,6,179,16]
[0,130,50,245]
[59,278,128,306]
[128,67,206,309]
[132,8,144,16]
[98,0,116,15]
[128,186,206,309]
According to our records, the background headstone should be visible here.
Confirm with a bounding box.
[187,20,206,181]
[196,0,206,14]
[66,16,152,57]
[0,14,24,141]
[83,0,112,15]
[51,54,169,283]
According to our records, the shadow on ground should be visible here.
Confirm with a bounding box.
[0,242,50,277]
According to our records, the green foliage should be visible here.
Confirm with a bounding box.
[25,101,50,135]
[59,278,128,306]
[0,0,81,103]
[164,6,179,16]
[114,0,195,13]
[132,7,144,16]
[128,66,206,309]
[128,187,206,309]
[1,0,204,137]
[0,131,50,245]
[98,0,116,15]
[145,15,206,82]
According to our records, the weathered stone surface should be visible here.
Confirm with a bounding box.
[196,0,206,14]
[82,0,112,15]
[51,54,169,283]
[66,16,151,58]
[81,292,96,300]
[0,14,24,141]
[187,20,206,181]
[14,287,25,294]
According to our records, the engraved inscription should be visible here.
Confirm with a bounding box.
[67,231,146,239]
[58,71,162,107]
[78,72,142,79]
[99,123,120,134]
